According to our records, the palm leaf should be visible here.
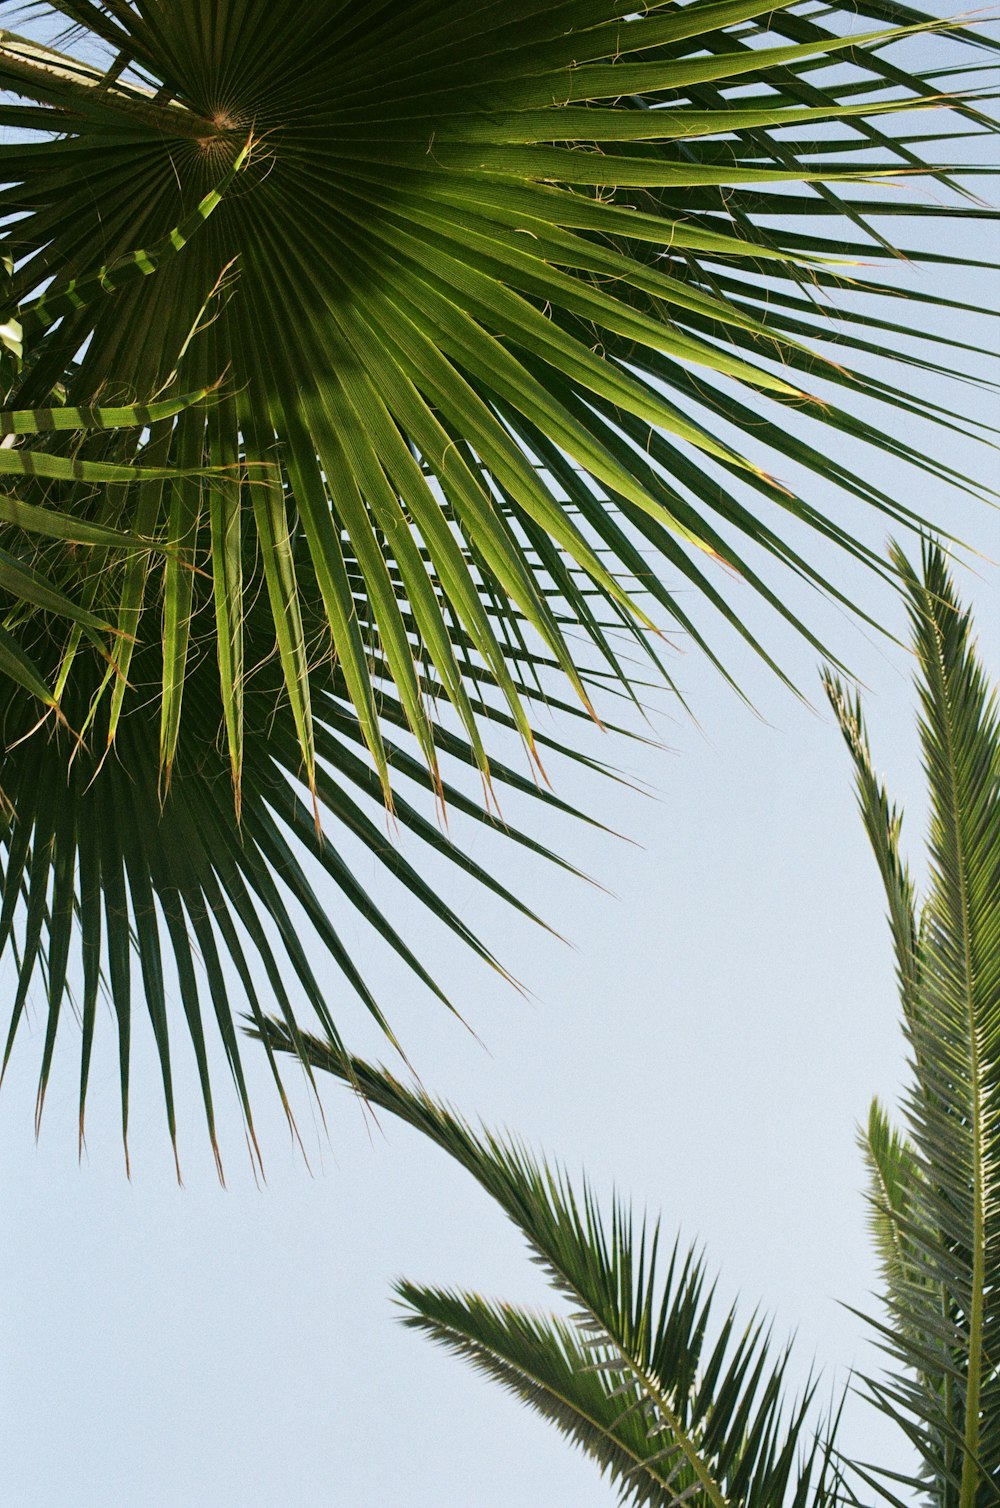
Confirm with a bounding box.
[826,544,1000,1507]
[393,1288,684,1506]
[0,576,619,1171]
[261,1028,845,1508]
[0,1,997,1154]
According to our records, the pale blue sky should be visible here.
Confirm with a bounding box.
[0,17,997,1506]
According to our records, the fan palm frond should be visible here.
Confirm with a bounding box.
[0,580,623,1173]
[1,1,997,1154]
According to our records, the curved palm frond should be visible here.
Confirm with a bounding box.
[826,543,1000,1508]
[264,544,999,1502]
[0,1,997,1155]
[259,1026,845,1508]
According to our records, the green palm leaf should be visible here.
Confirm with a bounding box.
[258,543,998,1502]
[0,1,997,1154]
[826,544,1000,1507]
[258,1029,845,1508]
[0,581,618,1170]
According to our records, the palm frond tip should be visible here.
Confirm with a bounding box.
[827,542,1000,1505]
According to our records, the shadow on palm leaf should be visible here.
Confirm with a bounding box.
[0,1,997,1165]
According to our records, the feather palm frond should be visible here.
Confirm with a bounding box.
[257,1026,846,1508]
[826,543,1000,1507]
[264,544,1000,1502]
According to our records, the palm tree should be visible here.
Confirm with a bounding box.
[267,543,999,1506]
[0,3,997,1165]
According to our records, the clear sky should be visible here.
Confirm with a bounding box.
[0,26,997,1508]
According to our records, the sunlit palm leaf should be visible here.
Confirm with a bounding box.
[0,1,997,1155]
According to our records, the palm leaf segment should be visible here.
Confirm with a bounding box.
[261,1028,844,1508]
[0,2,997,1161]
[826,544,1000,1508]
